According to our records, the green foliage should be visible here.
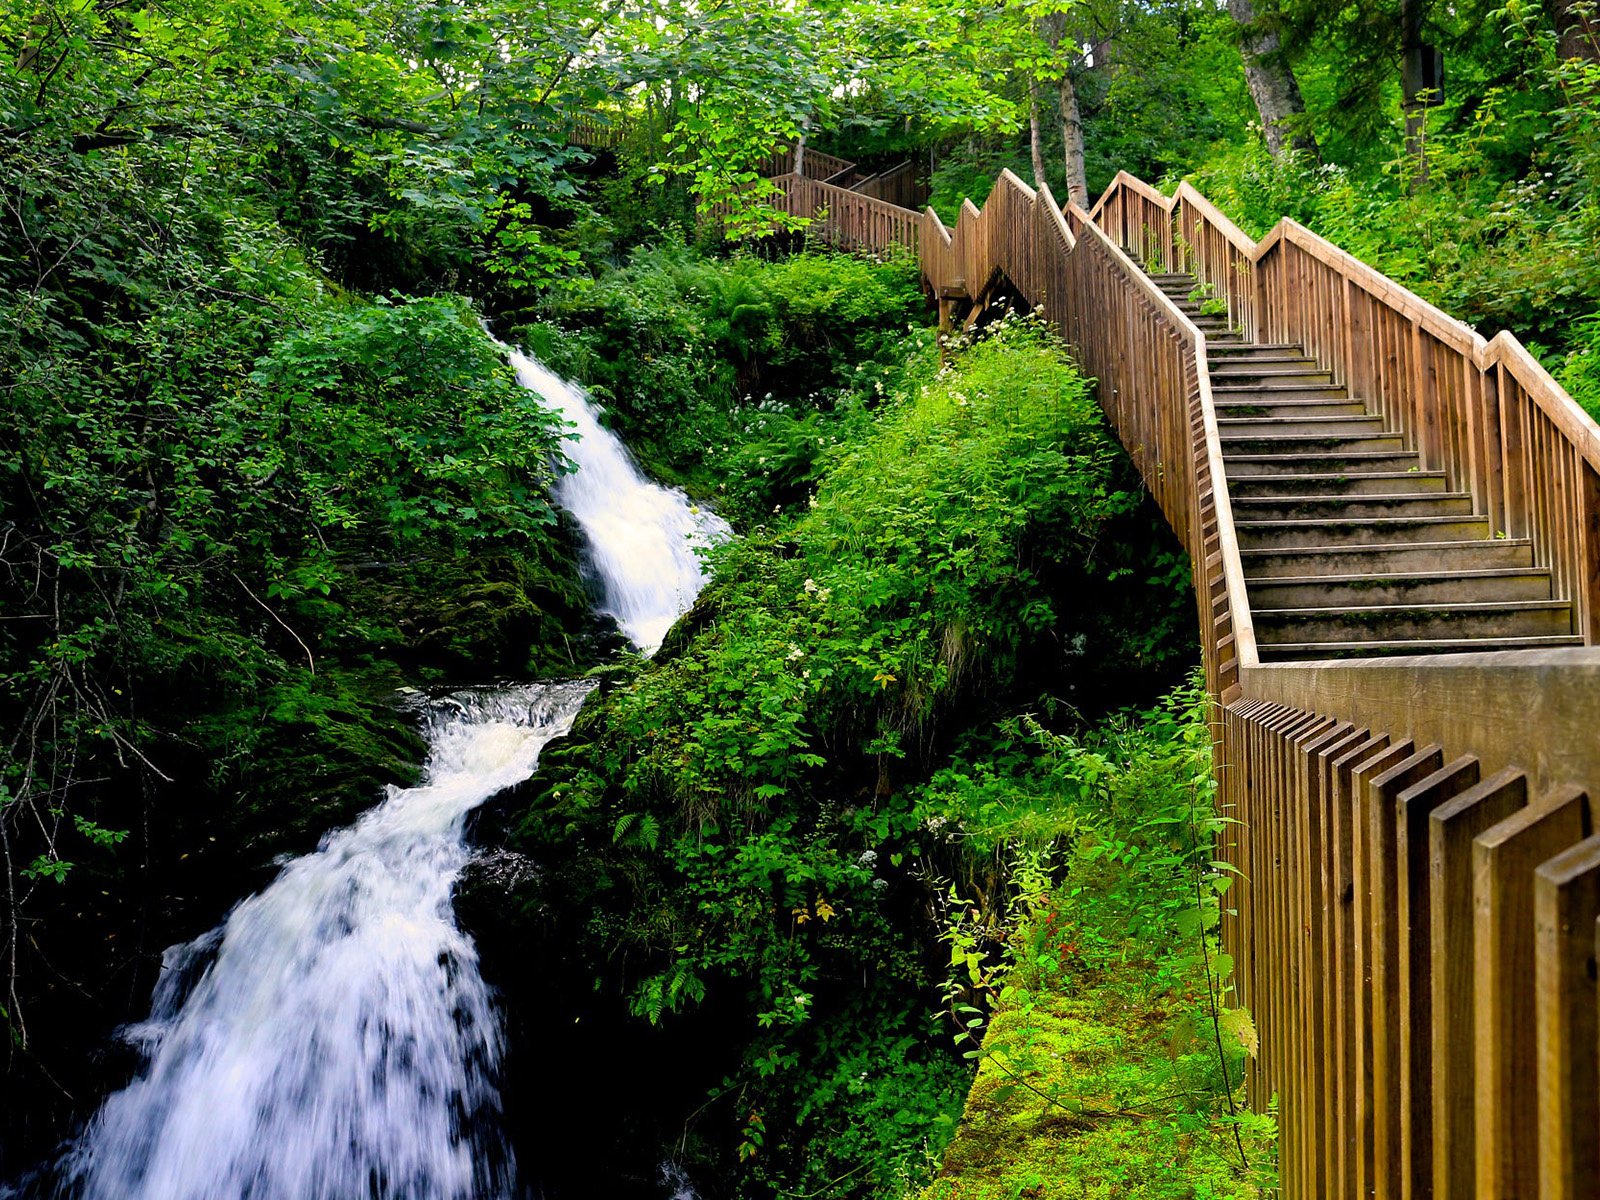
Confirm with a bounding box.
[920,682,1273,1200]
[513,317,1197,1197]
[520,245,927,504]
[248,297,571,546]
[1559,313,1600,421]
[1176,11,1600,354]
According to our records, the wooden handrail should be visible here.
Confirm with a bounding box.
[901,167,1259,701]
[1090,171,1600,645]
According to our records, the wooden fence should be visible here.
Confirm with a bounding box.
[763,173,923,253]
[1092,171,1600,642]
[755,159,1600,1200]
[850,161,921,209]
[758,145,857,183]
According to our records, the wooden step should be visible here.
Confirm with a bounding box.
[1228,470,1449,497]
[1222,431,1407,456]
[1207,343,1305,357]
[1218,415,1388,440]
[1255,634,1585,660]
[1253,600,1574,645]
[1240,538,1536,578]
[1235,514,1492,549]
[1216,399,1368,419]
[1226,451,1426,477]
[1210,366,1335,384]
[1213,382,1351,401]
[1248,568,1555,609]
[1231,492,1476,521]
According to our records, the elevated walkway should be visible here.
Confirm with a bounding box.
[742,156,1600,1200]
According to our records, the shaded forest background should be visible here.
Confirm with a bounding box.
[1,0,1597,1194]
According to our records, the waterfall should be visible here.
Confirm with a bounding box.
[507,349,730,654]
[19,351,728,1200]
[52,684,591,1200]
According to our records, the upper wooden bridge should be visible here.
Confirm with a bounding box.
[749,147,1600,1200]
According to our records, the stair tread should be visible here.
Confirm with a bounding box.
[1219,416,1385,427]
[1237,513,1486,524]
[1254,599,1571,618]
[1207,343,1304,352]
[1232,491,1474,505]
[1214,382,1351,393]
[1259,635,1585,656]
[1247,567,1549,587]
[1232,470,1447,482]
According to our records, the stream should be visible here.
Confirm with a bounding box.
[17,354,727,1200]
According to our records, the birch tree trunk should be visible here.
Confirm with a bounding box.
[1058,71,1090,209]
[1227,0,1318,158]
[1028,79,1047,188]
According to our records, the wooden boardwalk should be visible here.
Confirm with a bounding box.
[745,156,1600,1200]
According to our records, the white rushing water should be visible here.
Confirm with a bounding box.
[27,352,733,1200]
[54,683,593,1200]
[507,348,730,654]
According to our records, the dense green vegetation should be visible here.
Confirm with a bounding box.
[4,0,1596,1195]
[519,247,927,504]
[922,686,1270,1200]
[912,1,1600,413]
[481,317,1198,1196]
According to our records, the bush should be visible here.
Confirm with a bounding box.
[515,244,928,495]
[503,315,1198,1198]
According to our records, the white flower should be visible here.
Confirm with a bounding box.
[787,644,805,661]
[804,578,818,593]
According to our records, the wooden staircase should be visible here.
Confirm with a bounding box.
[748,160,1600,1200]
[1148,270,1584,660]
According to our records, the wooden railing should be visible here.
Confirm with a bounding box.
[569,112,623,148]
[750,159,1600,1200]
[1093,171,1600,643]
[764,173,922,253]
[851,161,920,209]
[759,145,856,183]
[1084,171,1600,1200]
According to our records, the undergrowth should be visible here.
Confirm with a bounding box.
[921,684,1273,1200]
[505,313,1203,1198]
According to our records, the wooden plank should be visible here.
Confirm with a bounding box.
[1365,745,1444,1200]
[1393,755,1480,1199]
[1474,786,1592,1198]
[1346,735,1410,1200]
[1428,769,1529,1200]
[1534,831,1600,1199]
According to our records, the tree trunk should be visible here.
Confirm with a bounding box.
[1227,0,1318,158]
[1057,71,1090,209]
[1028,80,1047,188]
[1551,0,1600,60]
[792,114,811,178]
[1037,12,1090,209]
[1401,0,1430,188]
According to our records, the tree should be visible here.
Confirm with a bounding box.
[1227,0,1318,157]
[1550,0,1600,60]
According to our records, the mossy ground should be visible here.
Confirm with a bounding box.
[924,974,1258,1200]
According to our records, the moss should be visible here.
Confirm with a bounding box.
[923,974,1258,1200]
